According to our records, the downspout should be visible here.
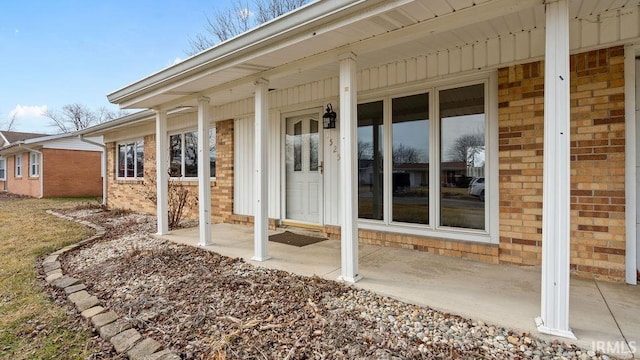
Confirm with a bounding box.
[79,135,107,206]
[18,144,43,199]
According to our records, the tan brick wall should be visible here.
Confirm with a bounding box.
[211,120,234,223]
[106,136,157,214]
[6,152,40,197]
[498,45,626,280]
[105,120,236,224]
[42,149,102,197]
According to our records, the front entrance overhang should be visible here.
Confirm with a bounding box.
[106,0,640,343]
[109,1,640,112]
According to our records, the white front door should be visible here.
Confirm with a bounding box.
[285,114,322,224]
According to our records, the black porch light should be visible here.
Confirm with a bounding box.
[322,103,337,129]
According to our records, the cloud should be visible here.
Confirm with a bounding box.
[9,104,47,118]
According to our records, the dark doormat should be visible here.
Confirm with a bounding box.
[269,231,326,247]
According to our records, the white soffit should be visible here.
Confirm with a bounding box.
[122,0,640,109]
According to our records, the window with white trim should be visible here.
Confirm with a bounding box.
[169,127,216,178]
[15,154,22,177]
[29,152,40,177]
[0,157,5,180]
[117,140,144,179]
[357,80,490,237]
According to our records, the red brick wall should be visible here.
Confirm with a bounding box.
[498,45,626,280]
[42,148,102,197]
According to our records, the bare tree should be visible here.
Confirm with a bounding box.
[188,0,309,55]
[393,144,420,164]
[44,103,128,133]
[0,113,17,131]
[449,133,484,167]
[358,140,372,161]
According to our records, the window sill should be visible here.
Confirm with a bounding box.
[357,219,496,244]
[169,177,217,182]
[115,178,144,184]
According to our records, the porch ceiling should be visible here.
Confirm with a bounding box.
[112,0,638,110]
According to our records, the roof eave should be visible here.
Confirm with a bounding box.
[76,109,156,137]
[106,0,367,106]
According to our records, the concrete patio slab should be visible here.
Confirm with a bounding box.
[161,223,640,358]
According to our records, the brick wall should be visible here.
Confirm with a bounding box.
[6,152,40,197]
[498,45,626,280]
[106,136,157,214]
[42,148,102,197]
[105,120,236,224]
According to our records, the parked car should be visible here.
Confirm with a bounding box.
[469,177,485,202]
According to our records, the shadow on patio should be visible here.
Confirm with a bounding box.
[159,223,640,359]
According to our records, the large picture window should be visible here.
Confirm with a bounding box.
[358,101,384,220]
[439,84,485,230]
[392,93,429,224]
[169,128,216,178]
[357,80,490,237]
[117,140,144,179]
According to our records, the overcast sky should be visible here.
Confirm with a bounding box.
[1,0,231,134]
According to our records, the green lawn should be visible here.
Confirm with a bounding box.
[0,196,96,360]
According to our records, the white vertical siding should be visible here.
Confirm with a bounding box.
[232,113,282,220]
[323,125,341,226]
[268,110,281,219]
[234,117,254,215]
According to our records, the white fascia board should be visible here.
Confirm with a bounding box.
[76,109,156,137]
[0,132,9,146]
[106,0,389,106]
[116,0,541,111]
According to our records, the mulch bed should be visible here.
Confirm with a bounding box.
[44,208,606,360]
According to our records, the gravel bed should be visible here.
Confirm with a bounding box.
[59,209,613,360]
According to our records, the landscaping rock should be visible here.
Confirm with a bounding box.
[56,209,615,360]
[99,319,132,341]
[43,261,61,272]
[51,275,81,289]
[75,296,100,311]
[127,338,163,360]
[81,306,105,318]
[68,290,91,303]
[141,349,180,360]
[110,328,141,353]
[91,311,118,328]
[45,271,63,283]
[63,283,86,294]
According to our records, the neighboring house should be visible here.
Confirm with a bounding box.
[0,133,104,198]
[79,0,640,339]
[0,131,47,193]
[0,130,46,147]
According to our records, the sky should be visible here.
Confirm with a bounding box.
[0,0,231,134]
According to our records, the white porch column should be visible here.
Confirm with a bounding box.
[252,79,270,261]
[155,109,169,235]
[197,97,212,246]
[338,52,362,283]
[536,0,576,339]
